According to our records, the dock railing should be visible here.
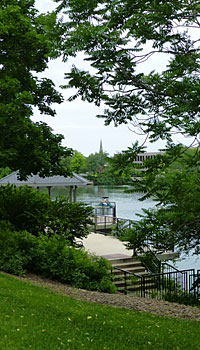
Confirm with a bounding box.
[81,201,117,218]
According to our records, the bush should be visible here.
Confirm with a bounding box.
[47,198,93,245]
[71,249,115,292]
[0,225,36,275]
[0,185,49,235]
[0,228,115,293]
[0,185,93,244]
[139,251,161,274]
[163,285,200,307]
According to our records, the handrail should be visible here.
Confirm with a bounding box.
[112,266,143,295]
[139,245,161,274]
[162,261,183,274]
[113,266,143,278]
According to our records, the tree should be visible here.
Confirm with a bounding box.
[107,145,144,184]
[56,0,200,143]
[0,167,11,179]
[53,0,200,255]
[117,220,148,256]
[0,0,72,179]
[70,151,86,173]
[86,151,109,174]
[133,145,200,255]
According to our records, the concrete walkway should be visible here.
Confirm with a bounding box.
[82,232,178,261]
[82,232,132,259]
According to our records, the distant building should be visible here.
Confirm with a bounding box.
[133,152,163,172]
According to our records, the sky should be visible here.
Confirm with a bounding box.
[33,0,193,156]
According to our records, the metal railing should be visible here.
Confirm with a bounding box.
[92,215,132,234]
[112,266,143,295]
[113,267,200,304]
[80,205,199,303]
[161,261,182,274]
[81,201,117,218]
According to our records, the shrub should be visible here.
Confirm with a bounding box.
[139,251,161,274]
[0,185,93,244]
[163,285,200,307]
[0,228,115,293]
[0,185,49,235]
[47,198,93,245]
[71,249,115,292]
[0,227,36,275]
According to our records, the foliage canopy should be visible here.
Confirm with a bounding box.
[55,0,200,143]
[0,0,72,179]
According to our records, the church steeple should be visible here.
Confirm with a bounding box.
[99,139,103,154]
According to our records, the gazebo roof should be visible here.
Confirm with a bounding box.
[0,171,89,188]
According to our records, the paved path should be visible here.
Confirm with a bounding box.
[82,232,178,261]
[82,232,132,259]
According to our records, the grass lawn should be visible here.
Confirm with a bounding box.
[0,272,199,350]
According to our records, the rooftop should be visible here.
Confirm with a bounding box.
[0,171,89,188]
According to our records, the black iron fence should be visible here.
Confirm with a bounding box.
[113,267,200,305]
[82,201,200,304]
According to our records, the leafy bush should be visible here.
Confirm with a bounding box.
[0,185,93,244]
[47,198,93,244]
[0,225,36,275]
[164,289,200,307]
[0,167,12,179]
[71,249,115,292]
[0,228,115,293]
[0,185,113,292]
[0,185,50,235]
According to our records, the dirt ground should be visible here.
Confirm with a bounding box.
[14,273,200,322]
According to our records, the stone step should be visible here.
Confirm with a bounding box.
[117,282,158,293]
[107,256,157,293]
[112,263,145,271]
[107,257,139,265]
[113,274,156,285]
[113,271,147,282]
[112,260,144,269]
[113,267,146,277]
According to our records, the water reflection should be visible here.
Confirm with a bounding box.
[77,185,156,220]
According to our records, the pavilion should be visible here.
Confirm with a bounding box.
[0,171,89,202]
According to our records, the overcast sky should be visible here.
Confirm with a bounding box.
[33,0,193,156]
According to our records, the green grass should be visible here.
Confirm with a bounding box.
[0,273,200,350]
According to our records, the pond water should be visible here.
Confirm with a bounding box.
[76,185,156,220]
[52,185,199,271]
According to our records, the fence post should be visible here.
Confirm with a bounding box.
[113,204,116,218]
[124,271,127,295]
[116,218,119,235]
[94,215,97,232]
[141,276,145,298]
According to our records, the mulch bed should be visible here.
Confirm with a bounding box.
[12,273,200,322]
